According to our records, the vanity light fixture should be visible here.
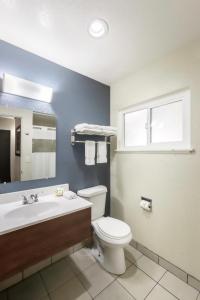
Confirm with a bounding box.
[88,18,109,38]
[2,73,53,103]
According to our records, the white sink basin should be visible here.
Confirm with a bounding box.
[0,194,92,235]
[5,202,59,220]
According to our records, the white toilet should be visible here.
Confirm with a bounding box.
[77,185,132,275]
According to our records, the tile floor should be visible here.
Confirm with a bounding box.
[0,246,199,300]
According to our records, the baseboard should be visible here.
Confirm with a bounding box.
[130,239,200,291]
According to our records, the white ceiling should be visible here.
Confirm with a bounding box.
[0,0,200,85]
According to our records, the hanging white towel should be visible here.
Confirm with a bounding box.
[97,141,107,164]
[85,141,95,165]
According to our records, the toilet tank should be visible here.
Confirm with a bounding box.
[77,185,107,220]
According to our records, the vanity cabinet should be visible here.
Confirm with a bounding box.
[0,208,91,281]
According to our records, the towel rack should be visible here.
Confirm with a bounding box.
[71,130,114,146]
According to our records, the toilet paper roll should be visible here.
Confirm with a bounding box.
[140,200,146,208]
[140,200,151,211]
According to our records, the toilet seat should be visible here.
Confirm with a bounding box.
[92,217,132,245]
[96,217,131,239]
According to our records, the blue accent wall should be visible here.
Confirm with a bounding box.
[0,41,110,212]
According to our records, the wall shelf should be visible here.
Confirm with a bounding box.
[71,129,115,146]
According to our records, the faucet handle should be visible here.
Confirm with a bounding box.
[30,194,38,202]
[22,195,28,204]
[34,194,39,202]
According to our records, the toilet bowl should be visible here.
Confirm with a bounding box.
[77,185,132,275]
[92,216,132,274]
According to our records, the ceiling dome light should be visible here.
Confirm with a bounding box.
[88,19,109,38]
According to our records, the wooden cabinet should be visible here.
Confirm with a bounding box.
[0,208,91,281]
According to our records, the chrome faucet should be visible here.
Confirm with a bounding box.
[22,195,29,205]
[22,194,39,205]
[30,194,39,203]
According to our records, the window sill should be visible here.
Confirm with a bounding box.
[115,148,195,154]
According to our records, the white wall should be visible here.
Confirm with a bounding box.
[111,41,200,280]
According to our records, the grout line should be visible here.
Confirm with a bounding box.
[126,256,135,264]
[66,256,97,277]
[38,272,50,298]
[43,273,79,298]
[91,277,118,299]
[142,270,180,300]
[124,256,180,300]
[124,260,135,272]
[158,271,181,300]
[6,289,9,300]
[153,269,182,300]
[115,279,136,300]
[158,255,186,276]
[157,270,168,283]
[144,281,180,300]
[130,242,200,293]
[42,250,98,298]
[156,270,181,298]
[123,266,157,300]
[144,282,158,300]
[2,276,23,299]
[0,244,84,296]
[73,274,93,299]
[134,240,200,290]
[135,254,144,263]
[74,249,135,298]
[157,283,180,300]
[128,258,160,284]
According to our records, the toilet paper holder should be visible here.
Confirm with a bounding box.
[140,196,152,211]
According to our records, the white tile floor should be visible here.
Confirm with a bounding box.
[0,246,199,300]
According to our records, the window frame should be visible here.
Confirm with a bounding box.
[117,89,191,152]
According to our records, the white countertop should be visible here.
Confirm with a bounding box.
[0,194,92,235]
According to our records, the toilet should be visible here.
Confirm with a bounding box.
[77,185,132,275]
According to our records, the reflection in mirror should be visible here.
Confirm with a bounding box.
[0,116,21,183]
[32,113,56,180]
[0,106,56,183]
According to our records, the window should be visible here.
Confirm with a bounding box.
[124,109,147,147]
[118,90,191,151]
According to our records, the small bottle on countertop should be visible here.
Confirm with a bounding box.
[56,187,64,196]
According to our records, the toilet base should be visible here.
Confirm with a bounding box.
[92,236,126,275]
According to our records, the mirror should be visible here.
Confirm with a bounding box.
[0,106,56,183]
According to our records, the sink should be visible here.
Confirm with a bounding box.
[0,193,92,235]
[5,202,59,220]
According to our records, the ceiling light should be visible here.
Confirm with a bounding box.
[88,19,109,38]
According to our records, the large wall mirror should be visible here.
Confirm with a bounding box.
[0,106,56,183]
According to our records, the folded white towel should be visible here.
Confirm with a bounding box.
[74,123,117,136]
[85,140,95,165]
[101,125,117,132]
[97,141,107,164]
[63,191,77,200]
[75,123,89,131]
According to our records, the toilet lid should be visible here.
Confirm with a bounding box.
[95,217,131,240]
